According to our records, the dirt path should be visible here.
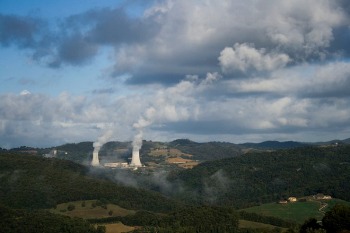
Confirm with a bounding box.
[319,202,328,214]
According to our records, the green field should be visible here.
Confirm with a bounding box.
[239,220,287,232]
[242,199,350,224]
[50,200,136,219]
[323,198,350,212]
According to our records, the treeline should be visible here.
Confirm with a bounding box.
[169,145,350,208]
[0,204,105,233]
[0,153,180,212]
[299,204,350,233]
[89,206,239,233]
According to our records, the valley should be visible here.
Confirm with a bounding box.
[1,139,350,232]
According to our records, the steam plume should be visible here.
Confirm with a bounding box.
[130,107,155,167]
[91,129,113,167]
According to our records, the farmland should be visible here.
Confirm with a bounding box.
[242,198,350,224]
[51,200,136,219]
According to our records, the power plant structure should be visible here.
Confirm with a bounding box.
[130,148,142,167]
[91,150,100,166]
[91,145,143,169]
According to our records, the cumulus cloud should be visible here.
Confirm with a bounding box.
[0,92,134,148]
[2,0,350,147]
[226,61,350,98]
[2,0,350,82]
[218,43,291,74]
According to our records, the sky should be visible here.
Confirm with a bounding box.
[1,0,350,148]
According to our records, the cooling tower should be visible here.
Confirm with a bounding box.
[91,150,100,166]
[130,149,142,167]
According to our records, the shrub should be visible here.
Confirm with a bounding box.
[67,204,75,211]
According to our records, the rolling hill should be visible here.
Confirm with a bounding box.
[0,152,180,212]
[168,145,350,208]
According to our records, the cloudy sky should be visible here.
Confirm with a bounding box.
[1,0,350,148]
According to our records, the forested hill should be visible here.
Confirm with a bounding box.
[0,153,180,212]
[169,145,350,208]
[239,140,306,149]
[168,139,242,160]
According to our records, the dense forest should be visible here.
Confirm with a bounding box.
[89,206,239,233]
[0,153,179,212]
[168,145,350,208]
[0,204,105,233]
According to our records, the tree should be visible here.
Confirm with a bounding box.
[300,218,322,233]
[322,205,350,233]
[67,204,75,211]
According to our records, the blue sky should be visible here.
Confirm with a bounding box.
[1,0,350,148]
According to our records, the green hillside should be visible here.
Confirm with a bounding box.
[0,204,105,233]
[0,153,241,233]
[0,153,179,212]
[242,199,350,224]
[243,202,323,224]
[169,139,242,160]
[169,145,350,208]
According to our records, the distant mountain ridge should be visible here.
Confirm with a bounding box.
[239,140,306,149]
[1,138,349,163]
[3,137,350,152]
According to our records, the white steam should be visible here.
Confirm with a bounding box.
[129,72,221,166]
[91,129,113,167]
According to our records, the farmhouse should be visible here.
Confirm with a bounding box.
[314,193,332,200]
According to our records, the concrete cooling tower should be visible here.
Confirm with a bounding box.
[130,148,142,167]
[91,150,100,166]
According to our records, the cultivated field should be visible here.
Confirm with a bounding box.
[102,222,135,233]
[149,148,193,157]
[149,147,199,168]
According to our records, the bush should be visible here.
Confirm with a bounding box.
[67,204,75,211]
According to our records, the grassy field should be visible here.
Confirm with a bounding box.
[239,220,287,232]
[101,222,135,233]
[51,200,136,219]
[323,198,350,212]
[242,199,350,224]
[149,148,193,157]
[149,147,199,168]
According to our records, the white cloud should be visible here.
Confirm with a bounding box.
[20,90,31,96]
[218,43,291,73]
[2,0,350,147]
[228,61,350,97]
